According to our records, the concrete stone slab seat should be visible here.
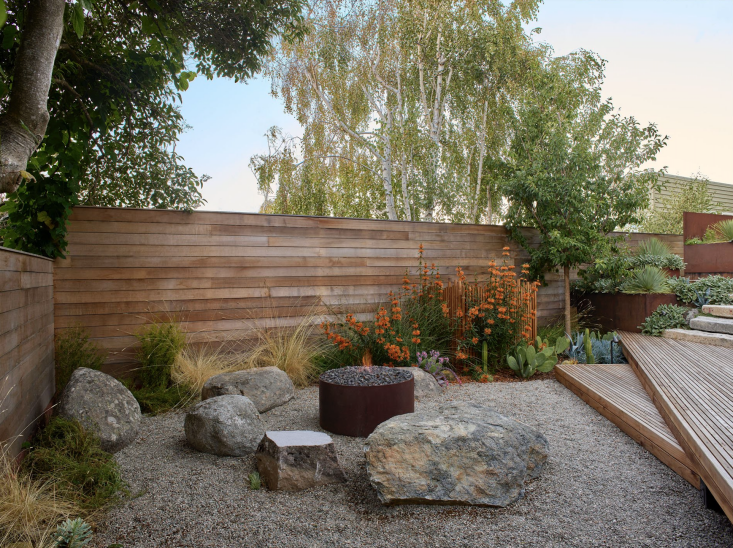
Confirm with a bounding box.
[256,430,346,491]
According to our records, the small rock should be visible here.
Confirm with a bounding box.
[365,401,549,507]
[685,307,700,325]
[397,367,443,400]
[202,367,294,413]
[256,430,346,491]
[58,368,141,453]
[185,395,265,456]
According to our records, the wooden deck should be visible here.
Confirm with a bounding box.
[556,363,699,487]
[621,331,733,521]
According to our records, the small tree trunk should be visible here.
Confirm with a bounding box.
[564,265,572,336]
[0,0,66,193]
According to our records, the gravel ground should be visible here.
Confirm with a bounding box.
[92,380,733,548]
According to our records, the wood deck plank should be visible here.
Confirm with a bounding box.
[555,363,699,488]
[621,331,733,522]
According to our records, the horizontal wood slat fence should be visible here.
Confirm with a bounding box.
[1,247,54,457]
[55,207,683,365]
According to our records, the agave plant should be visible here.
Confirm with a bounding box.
[711,219,733,243]
[636,237,672,257]
[621,266,671,294]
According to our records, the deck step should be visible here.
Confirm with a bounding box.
[663,328,733,348]
[555,363,699,487]
[620,332,733,523]
[702,304,733,318]
[689,315,733,335]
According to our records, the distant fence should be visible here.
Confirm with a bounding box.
[1,247,54,457]
[54,207,683,365]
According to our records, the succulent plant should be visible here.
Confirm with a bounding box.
[506,336,568,379]
[54,518,92,548]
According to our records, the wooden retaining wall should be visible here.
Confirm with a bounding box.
[1,247,55,457]
[54,207,683,365]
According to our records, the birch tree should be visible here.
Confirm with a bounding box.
[256,0,540,221]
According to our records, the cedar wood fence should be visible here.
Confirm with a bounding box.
[55,207,684,367]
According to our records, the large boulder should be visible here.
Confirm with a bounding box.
[58,367,141,453]
[365,401,549,507]
[185,395,265,456]
[201,367,294,413]
[256,431,346,491]
[397,367,443,400]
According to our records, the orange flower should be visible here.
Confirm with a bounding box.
[484,328,492,335]
[472,337,478,344]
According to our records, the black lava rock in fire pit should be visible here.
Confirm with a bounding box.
[320,366,412,387]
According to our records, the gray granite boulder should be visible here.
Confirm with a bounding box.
[397,367,443,400]
[256,431,346,491]
[185,395,265,456]
[365,401,549,507]
[202,367,294,413]
[58,367,141,453]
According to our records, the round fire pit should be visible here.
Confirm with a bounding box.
[319,366,414,437]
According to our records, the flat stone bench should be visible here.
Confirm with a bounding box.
[255,431,346,491]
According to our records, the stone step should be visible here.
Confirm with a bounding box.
[663,328,733,348]
[690,315,733,335]
[702,304,733,318]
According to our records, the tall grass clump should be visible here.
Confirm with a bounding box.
[621,266,671,294]
[635,237,672,257]
[711,219,733,242]
[21,418,125,512]
[247,315,327,388]
[171,344,246,395]
[1,446,78,548]
[55,327,106,395]
[131,321,188,413]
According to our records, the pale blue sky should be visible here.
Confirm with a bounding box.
[176,0,733,213]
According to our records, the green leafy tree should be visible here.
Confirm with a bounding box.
[497,50,668,334]
[0,0,305,257]
[640,175,721,234]
[253,0,541,222]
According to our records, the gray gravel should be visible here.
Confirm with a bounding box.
[92,380,733,547]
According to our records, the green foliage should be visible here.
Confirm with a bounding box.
[669,276,733,306]
[55,326,106,395]
[711,219,733,242]
[54,517,92,548]
[506,336,568,379]
[129,383,192,415]
[640,304,688,336]
[685,229,720,245]
[0,0,306,257]
[635,237,671,257]
[621,266,671,294]
[641,176,721,235]
[584,328,595,364]
[248,472,261,490]
[135,322,186,390]
[22,418,125,511]
[500,50,667,286]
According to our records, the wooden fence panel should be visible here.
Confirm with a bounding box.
[55,207,683,365]
[0,247,54,457]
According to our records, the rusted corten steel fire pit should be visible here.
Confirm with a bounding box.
[319,366,414,437]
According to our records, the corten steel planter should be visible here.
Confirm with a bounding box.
[319,375,414,437]
[585,293,680,333]
[684,242,733,276]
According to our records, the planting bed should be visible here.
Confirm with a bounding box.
[91,382,732,548]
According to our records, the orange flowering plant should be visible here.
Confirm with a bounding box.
[454,247,539,378]
[321,245,454,367]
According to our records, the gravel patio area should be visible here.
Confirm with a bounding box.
[92,380,733,548]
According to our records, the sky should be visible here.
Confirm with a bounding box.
[175,0,733,213]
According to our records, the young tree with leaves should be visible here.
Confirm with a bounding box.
[0,0,305,256]
[497,50,668,335]
[641,175,721,235]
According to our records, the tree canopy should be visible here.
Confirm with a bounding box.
[0,0,305,256]
[496,50,668,333]
[251,0,542,222]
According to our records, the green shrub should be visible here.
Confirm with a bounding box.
[621,266,671,294]
[22,418,125,511]
[55,327,106,394]
[640,304,689,336]
[711,219,733,242]
[136,322,186,389]
[54,517,93,548]
[635,237,671,257]
[669,276,733,306]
